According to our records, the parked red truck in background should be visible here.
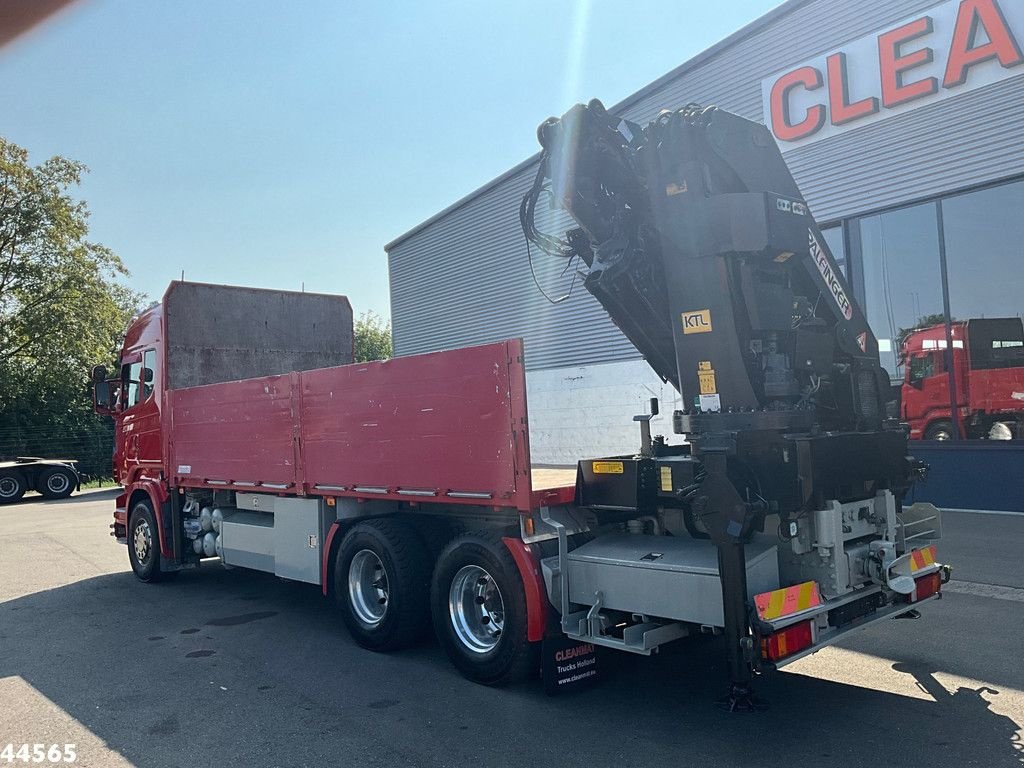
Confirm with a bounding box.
[901,318,1024,440]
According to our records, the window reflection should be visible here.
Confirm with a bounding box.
[122,362,142,409]
[854,179,1024,440]
[941,183,1024,440]
[857,204,943,377]
[820,224,847,275]
[942,181,1024,322]
[143,349,157,400]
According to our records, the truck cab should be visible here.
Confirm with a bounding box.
[901,318,1024,440]
[91,304,163,489]
[110,304,163,486]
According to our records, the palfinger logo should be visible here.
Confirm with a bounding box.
[809,231,853,320]
[682,309,713,334]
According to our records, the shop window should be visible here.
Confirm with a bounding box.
[941,180,1024,322]
[940,181,1024,440]
[857,203,944,377]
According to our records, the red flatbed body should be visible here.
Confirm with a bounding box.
[167,339,574,512]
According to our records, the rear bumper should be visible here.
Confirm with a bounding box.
[759,562,950,671]
[764,591,942,671]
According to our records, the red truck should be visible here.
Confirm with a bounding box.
[94,103,950,706]
[93,279,946,698]
[901,318,1024,440]
[94,281,579,685]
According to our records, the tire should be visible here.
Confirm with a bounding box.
[37,467,76,499]
[431,532,538,686]
[0,471,26,504]
[335,519,431,651]
[925,420,954,441]
[127,499,169,583]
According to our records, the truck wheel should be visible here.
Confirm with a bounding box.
[0,471,26,504]
[431,532,538,686]
[925,421,953,441]
[37,467,76,499]
[335,519,431,651]
[127,500,170,583]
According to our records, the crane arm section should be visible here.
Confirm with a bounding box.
[522,100,888,432]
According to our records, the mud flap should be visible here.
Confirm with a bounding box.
[542,636,601,695]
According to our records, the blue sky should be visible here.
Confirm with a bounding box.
[1,0,781,316]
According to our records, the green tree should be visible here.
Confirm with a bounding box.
[354,310,392,362]
[0,137,140,477]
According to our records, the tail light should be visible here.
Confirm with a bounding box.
[912,571,942,602]
[760,620,814,662]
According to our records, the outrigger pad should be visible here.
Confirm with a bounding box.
[717,683,770,713]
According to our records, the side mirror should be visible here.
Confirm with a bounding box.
[92,379,114,415]
[91,365,108,383]
[142,367,154,383]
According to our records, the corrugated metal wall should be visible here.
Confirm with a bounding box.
[387,162,643,369]
[387,0,1024,369]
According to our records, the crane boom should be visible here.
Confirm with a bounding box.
[522,99,889,432]
[522,99,923,709]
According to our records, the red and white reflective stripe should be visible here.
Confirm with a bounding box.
[909,544,937,573]
[754,581,822,622]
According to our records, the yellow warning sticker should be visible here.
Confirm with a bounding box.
[910,544,937,572]
[682,309,712,334]
[592,461,624,475]
[698,361,717,395]
[660,466,673,492]
[754,581,822,621]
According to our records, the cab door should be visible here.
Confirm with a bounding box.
[904,350,953,437]
[904,352,934,423]
[119,348,162,482]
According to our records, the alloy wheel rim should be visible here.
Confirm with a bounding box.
[348,549,389,627]
[133,519,152,563]
[448,565,505,654]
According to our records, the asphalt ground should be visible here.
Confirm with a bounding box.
[1,489,1022,768]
